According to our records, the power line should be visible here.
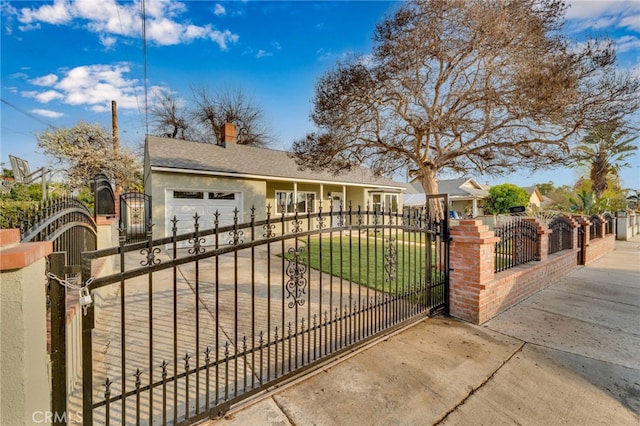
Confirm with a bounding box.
[141,0,149,137]
[115,1,146,129]
[1,98,56,128]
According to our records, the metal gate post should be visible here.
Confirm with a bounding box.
[49,252,67,425]
[442,194,450,314]
[81,255,95,425]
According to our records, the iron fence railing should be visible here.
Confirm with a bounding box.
[66,198,449,425]
[548,216,573,255]
[12,196,97,269]
[494,217,539,272]
[589,214,603,239]
[602,212,615,235]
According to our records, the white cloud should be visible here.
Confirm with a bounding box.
[22,64,144,112]
[316,48,334,62]
[209,30,239,50]
[23,89,64,103]
[19,0,73,25]
[620,14,640,31]
[565,1,640,31]
[256,49,272,58]
[29,74,58,86]
[31,109,64,118]
[616,35,640,53]
[100,34,118,50]
[214,4,226,16]
[15,0,239,49]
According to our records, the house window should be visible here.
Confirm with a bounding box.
[173,191,204,199]
[371,193,398,213]
[275,191,316,214]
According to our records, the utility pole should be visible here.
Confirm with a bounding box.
[112,100,121,217]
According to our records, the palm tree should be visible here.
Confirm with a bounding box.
[627,189,640,210]
[575,123,637,199]
[568,189,596,214]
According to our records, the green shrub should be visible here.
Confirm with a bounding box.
[0,200,39,229]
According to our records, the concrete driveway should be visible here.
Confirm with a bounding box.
[203,237,640,425]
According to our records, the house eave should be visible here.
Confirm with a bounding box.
[150,166,405,191]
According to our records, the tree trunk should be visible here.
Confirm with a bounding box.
[419,168,444,220]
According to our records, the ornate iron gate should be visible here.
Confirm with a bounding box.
[63,196,449,425]
[14,196,98,425]
[120,191,151,243]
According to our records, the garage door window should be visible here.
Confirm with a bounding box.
[173,191,204,199]
[209,192,236,200]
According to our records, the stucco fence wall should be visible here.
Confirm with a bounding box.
[616,212,639,241]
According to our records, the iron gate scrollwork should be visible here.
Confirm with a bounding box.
[120,192,151,244]
[285,246,307,308]
[57,195,449,425]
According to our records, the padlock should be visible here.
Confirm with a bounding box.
[79,287,92,307]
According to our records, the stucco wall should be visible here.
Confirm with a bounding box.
[1,259,51,425]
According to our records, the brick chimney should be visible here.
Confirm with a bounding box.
[220,122,237,146]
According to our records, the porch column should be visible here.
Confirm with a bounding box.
[342,185,346,208]
[320,183,324,211]
[472,199,478,217]
[293,182,298,213]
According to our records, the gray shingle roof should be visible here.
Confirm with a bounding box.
[146,135,404,189]
[402,177,489,206]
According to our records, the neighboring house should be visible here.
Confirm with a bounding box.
[403,177,489,217]
[523,186,544,210]
[144,123,406,238]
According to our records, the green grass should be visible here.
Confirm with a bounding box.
[284,235,446,304]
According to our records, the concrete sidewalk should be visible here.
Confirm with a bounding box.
[204,237,640,425]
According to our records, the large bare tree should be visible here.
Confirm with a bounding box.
[149,86,272,147]
[149,90,191,139]
[192,86,271,147]
[291,0,639,200]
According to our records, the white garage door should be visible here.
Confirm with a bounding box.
[166,190,242,242]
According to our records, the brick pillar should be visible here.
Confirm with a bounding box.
[564,215,580,250]
[596,214,607,238]
[523,218,552,261]
[574,215,591,244]
[449,220,500,323]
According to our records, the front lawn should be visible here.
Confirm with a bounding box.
[285,234,446,299]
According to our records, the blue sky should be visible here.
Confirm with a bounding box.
[1,0,639,190]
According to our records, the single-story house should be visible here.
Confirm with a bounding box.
[403,177,489,217]
[523,186,544,210]
[144,124,406,238]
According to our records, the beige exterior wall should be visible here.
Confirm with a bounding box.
[148,170,404,238]
[149,171,267,239]
[265,181,401,214]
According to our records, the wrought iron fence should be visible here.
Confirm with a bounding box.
[12,196,97,267]
[602,212,615,235]
[69,198,448,425]
[589,214,603,239]
[548,216,573,255]
[494,218,539,272]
